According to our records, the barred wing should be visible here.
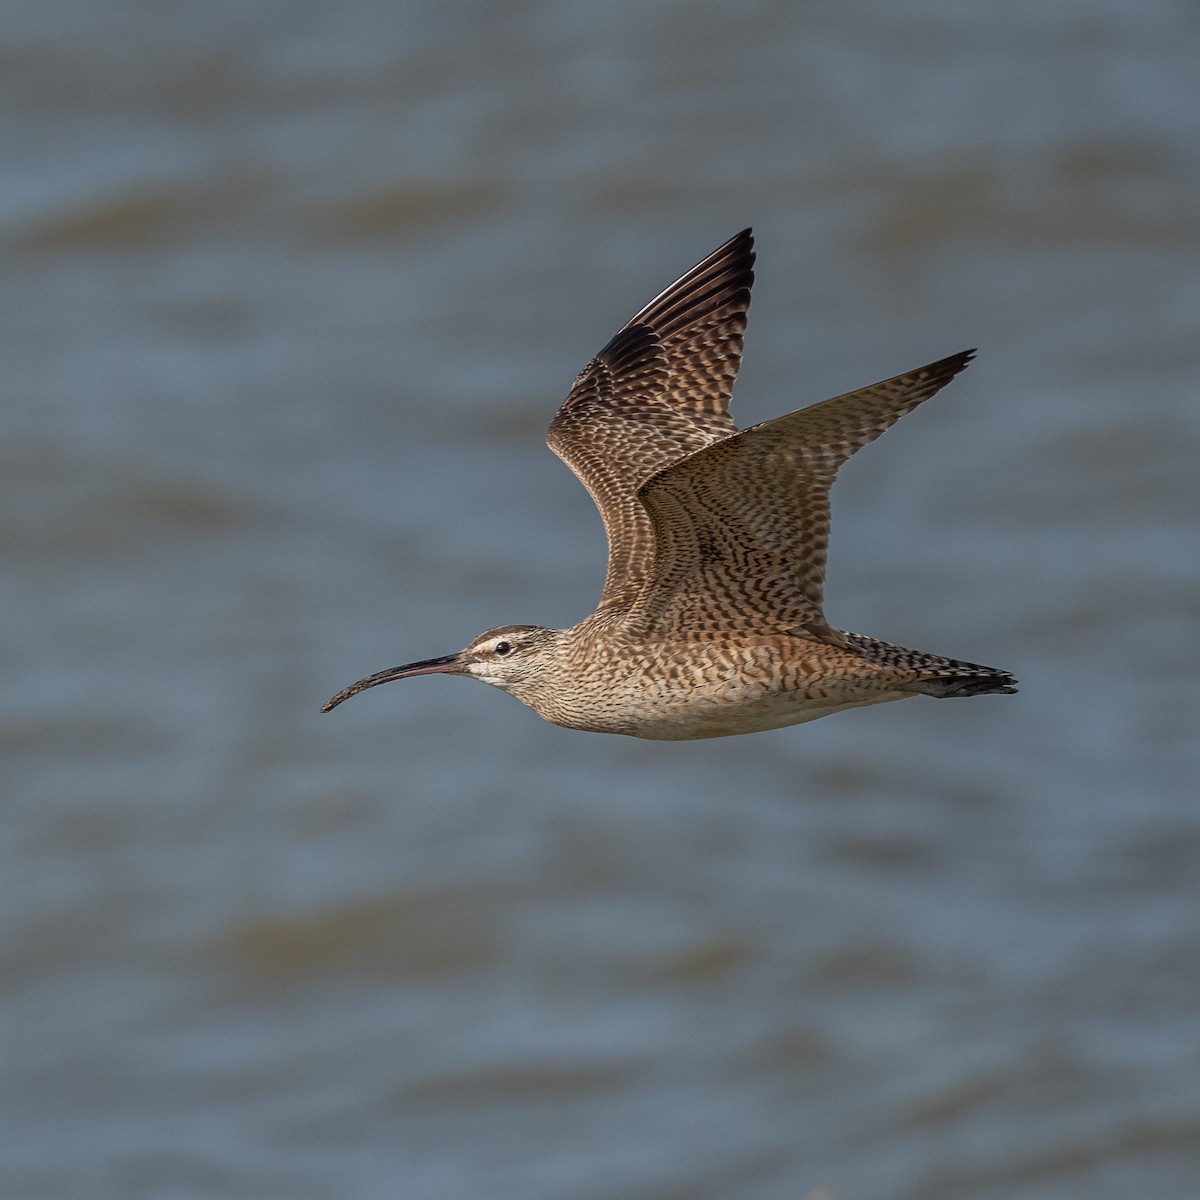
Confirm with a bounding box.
[629,351,975,638]
[547,230,755,608]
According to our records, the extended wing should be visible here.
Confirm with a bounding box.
[628,351,976,639]
[546,230,755,608]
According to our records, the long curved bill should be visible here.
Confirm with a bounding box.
[320,654,461,713]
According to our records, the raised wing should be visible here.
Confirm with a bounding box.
[547,229,755,608]
[627,351,976,639]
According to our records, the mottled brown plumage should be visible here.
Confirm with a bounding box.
[322,230,1015,738]
[547,230,752,608]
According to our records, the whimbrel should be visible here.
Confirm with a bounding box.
[322,230,1015,739]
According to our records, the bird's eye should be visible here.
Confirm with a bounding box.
[494,640,513,656]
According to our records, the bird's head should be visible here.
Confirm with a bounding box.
[321,624,561,712]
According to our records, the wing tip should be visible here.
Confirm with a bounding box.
[641,229,756,337]
[717,227,756,276]
[726,226,754,255]
[941,347,976,372]
[918,348,977,389]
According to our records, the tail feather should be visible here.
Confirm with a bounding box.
[911,672,1018,698]
[837,630,1017,697]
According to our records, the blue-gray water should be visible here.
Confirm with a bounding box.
[3,2,1199,1198]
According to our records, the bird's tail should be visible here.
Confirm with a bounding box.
[837,630,1017,697]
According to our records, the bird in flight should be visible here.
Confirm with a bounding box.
[322,230,1015,738]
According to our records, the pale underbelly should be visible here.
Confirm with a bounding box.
[550,671,917,740]
[616,690,910,740]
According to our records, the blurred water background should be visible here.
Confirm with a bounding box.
[3,1,1199,1197]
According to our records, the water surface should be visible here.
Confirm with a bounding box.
[3,2,1199,1197]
